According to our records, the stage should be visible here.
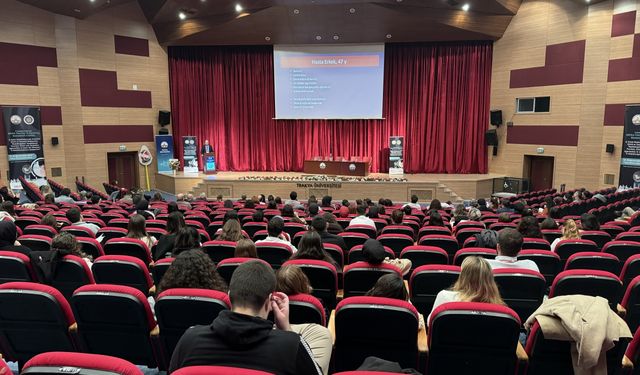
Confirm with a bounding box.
[155,171,505,202]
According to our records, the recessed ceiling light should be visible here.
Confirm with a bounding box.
[265,36,271,41]
[178,11,187,20]
[386,34,392,39]
[315,35,322,40]
[235,3,243,12]
[74,8,81,12]
[89,0,95,3]
[293,9,300,14]
[349,8,356,13]
[461,3,470,11]
[333,35,339,40]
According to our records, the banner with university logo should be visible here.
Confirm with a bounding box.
[2,107,46,190]
[389,136,404,175]
[182,136,199,174]
[619,105,640,189]
[155,135,174,173]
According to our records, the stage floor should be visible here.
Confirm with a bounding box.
[155,171,505,202]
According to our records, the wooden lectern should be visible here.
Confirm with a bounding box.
[203,152,217,175]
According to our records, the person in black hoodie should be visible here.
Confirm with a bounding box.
[0,221,31,255]
[169,260,324,375]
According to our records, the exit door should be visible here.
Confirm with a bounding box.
[524,155,554,192]
[107,152,139,189]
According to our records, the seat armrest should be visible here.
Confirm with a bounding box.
[617,304,627,318]
[516,341,528,363]
[68,323,77,333]
[418,315,428,353]
[623,355,634,370]
[328,310,336,345]
[149,285,156,296]
[150,325,160,338]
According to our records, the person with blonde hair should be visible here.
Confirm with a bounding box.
[427,256,505,325]
[216,219,246,242]
[550,219,581,252]
[276,264,313,296]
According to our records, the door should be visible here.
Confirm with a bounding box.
[524,155,554,191]
[107,152,139,189]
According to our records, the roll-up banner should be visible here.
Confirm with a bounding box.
[182,136,199,174]
[2,107,46,190]
[155,135,174,173]
[619,105,640,189]
[389,136,404,175]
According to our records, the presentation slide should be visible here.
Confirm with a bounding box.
[273,44,385,119]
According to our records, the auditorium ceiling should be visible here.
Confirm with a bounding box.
[17,0,605,46]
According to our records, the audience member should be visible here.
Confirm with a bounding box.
[0,221,31,255]
[468,207,482,222]
[234,239,257,258]
[428,256,505,324]
[349,205,376,230]
[173,227,201,256]
[616,207,636,222]
[135,199,156,220]
[428,199,442,212]
[43,193,55,205]
[498,213,512,223]
[276,264,313,296]
[285,191,301,207]
[309,216,346,252]
[427,211,445,227]
[321,195,333,208]
[390,209,404,225]
[216,219,246,242]
[477,198,491,212]
[157,249,227,295]
[550,219,581,251]
[366,273,425,329]
[282,204,306,225]
[169,260,328,375]
[517,215,543,238]
[290,230,339,269]
[539,217,558,230]
[65,208,100,235]
[51,232,93,267]
[0,201,16,222]
[41,213,59,230]
[255,216,298,253]
[54,188,75,204]
[405,195,421,210]
[323,213,343,235]
[451,204,468,226]
[580,213,600,231]
[167,201,179,213]
[126,214,157,249]
[308,203,321,218]
[154,211,185,260]
[251,210,265,223]
[362,239,411,276]
[487,228,539,271]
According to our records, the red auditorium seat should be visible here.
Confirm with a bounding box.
[581,230,612,249]
[332,296,421,371]
[526,319,629,375]
[288,293,326,325]
[400,245,448,273]
[256,242,293,269]
[333,373,400,375]
[603,241,640,264]
[454,221,485,231]
[372,218,388,232]
[146,219,167,229]
[185,215,210,229]
[621,254,640,289]
[377,233,414,256]
[283,222,307,238]
[565,251,620,274]
[601,224,625,239]
[107,218,130,229]
[201,240,237,263]
[96,227,128,242]
[252,229,268,241]
[172,366,273,375]
[152,257,174,285]
[427,302,521,375]
[17,234,52,251]
[76,237,105,259]
[216,258,271,285]
[323,243,345,268]
[71,284,161,368]
[380,225,414,239]
[284,259,338,309]
[338,232,370,251]
[23,224,58,238]
[541,229,562,243]
[61,225,96,238]
[103,238,152,265]
[206,221,224,239]
[553,239,599,265]
[0,282,76,364]
[622,276,640,333]
[492,268,546,323]
[418,226,451,238]
[549,269,623,308]
[0,251,37,283]
[346,224,377,239]
[522,237,551,250]
[155,288,231,364]
[519,249,561,285]
[92,255,154,296]
[50,254,95,300]
[453,247,497,266]
[454,228,483,245]
[489,222,518,231]
[22,352,144,375]
[347,244,394,264]
[343,261,401,298]
[14,216,41,231]
[418,235,459,257]
[616,232,640,243]
[409,265,461,317]
[242,222,267,239]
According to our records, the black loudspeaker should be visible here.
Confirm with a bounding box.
[486,129,498,146]
[490,110,503,126]
[493,146,498,156]
[606,144,615,153]
[51,137,59,145]
[158,110,171,126]
[158,128,169,135]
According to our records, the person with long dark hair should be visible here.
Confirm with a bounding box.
[173,227,201,256]
[126,214,156,249]
[156,249,227,295]
[154,211,185,260]
[290,231,339,269]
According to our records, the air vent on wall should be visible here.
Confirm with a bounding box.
[604,174,615,185]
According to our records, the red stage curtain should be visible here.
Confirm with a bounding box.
[168,42,492,173]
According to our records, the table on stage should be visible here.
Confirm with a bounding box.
[303,158,371,177]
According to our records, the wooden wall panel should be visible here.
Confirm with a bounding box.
[490,0,640,191]
[0,0,169,190]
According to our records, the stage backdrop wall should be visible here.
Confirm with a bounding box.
[168,42,492,174]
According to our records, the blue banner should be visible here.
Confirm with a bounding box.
[155,135,174,173]
[2,106,46,190]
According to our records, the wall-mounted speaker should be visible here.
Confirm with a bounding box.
[606,144,615,153]
[158,110,171,126]
[485,129,498,146]
[158,128,169,135]
[51,137,59,145]
[490,110,503,126]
